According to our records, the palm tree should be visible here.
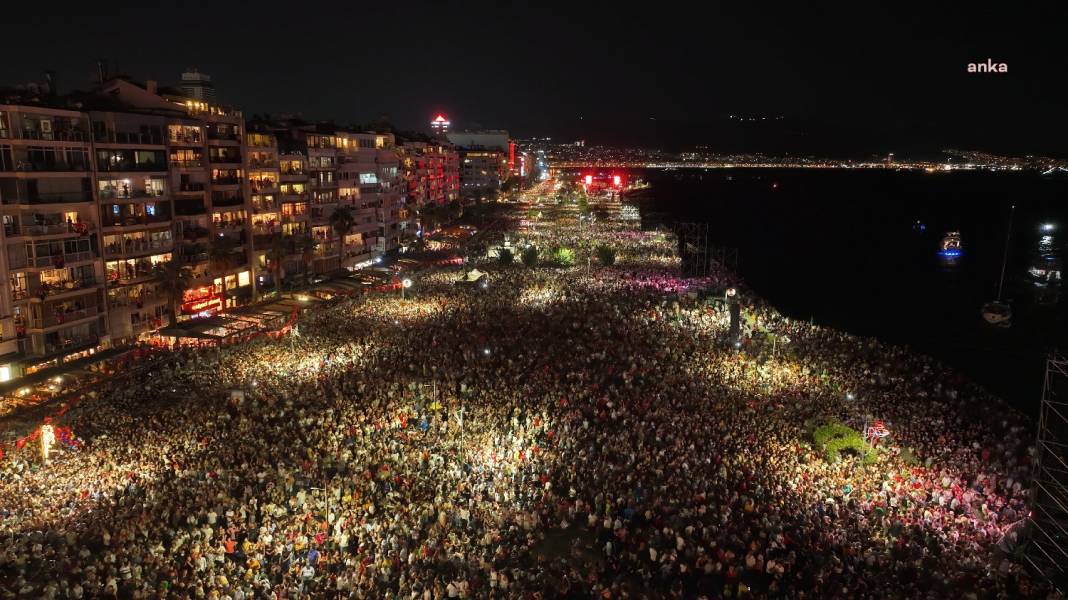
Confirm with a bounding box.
[152,259,192,327]
[267,234,288,294]
[329,205,355,257]
[297,234,317,285]
[446,199,464,222]
[419,203,441,233]
[208,235,239,312]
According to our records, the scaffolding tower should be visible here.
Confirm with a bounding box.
[673,222,740,277]
[1025,353,1068,591]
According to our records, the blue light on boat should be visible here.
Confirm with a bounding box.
[939,249,962,258]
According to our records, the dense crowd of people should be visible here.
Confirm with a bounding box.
[0,189,1049,599]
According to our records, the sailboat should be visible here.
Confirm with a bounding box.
[982,205,1014,327]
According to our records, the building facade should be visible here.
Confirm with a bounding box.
[446,130,510,199]
[0,76,415,382]
[398,140,460,210]
[1,105,107,381]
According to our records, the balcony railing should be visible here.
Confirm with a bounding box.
[247,159,278,168]
[169,133,203,145]
[108,290,163,308]
[97,161,167,172]
[14,276,100,299]
[31,251,94,268]
[98,188,166,200]
[209,153,242,164]
[7,160,90,172]
[249,180,278,192]
[18,129,88,142]
[211,195,244,207]
[169,159,203,168]
[177,182,206,193]
[211,176,242,185]
[4,222,93,236]
[207,130,240,141]
[95,131,165,145]
[180,227,210,240]
[213,219,246,230]
[43,334,99,357]
[104,239,173,257]
[102,215,173,228]
[31,306,100,329]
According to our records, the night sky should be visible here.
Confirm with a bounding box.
[3,2,1065,155]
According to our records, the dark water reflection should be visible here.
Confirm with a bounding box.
[636,168,1068,415]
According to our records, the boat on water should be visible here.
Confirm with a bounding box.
[981,206,1014,327]
[981,301,1012,326]
[938,231,962,258]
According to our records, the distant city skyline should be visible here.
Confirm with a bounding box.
[2,3,1065,156]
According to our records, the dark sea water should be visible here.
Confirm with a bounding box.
[633,168,1067,417]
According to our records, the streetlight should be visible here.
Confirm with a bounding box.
[401,277,412,299]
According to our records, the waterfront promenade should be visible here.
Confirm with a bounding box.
[0,183,1045,598]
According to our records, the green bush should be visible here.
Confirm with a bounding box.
[497,248,514,266]
[552,246,576,267]
[595,244,617,266]
[521,246,539,268]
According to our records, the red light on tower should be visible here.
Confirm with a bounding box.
[613,175,621,187]
[584,175,593,186]
[430,114,450,135]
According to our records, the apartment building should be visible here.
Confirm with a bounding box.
[100,78,254,319]
[0,105,107,381]
[398,139,461,210]
[446,130,510,199]
[93,110,173,341]
[0,75,413,381]
[343,132,405,256]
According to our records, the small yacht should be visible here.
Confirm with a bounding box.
[982,206,1014,328]
[939,231,962,258]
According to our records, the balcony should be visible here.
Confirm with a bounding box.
[176,182,206,194]
[207,130,240,142]
[209,153,242,164]
[169,132,203,145]
[97,161,166,173]
[3,222,94,237]
[211,195,244,207]
[102,215,173,229]
[104,239,173,258]
[247,158,278,168]
[211,176,242,186]
[95,131,165,145]
[108,289,163,308]
[6,160,90,172]
[17,129,88,142]
[248,180,278,193]
[42,334,99,358]
[180,226,210,241]
[11,276,100,301]
[29,306,101,330]
[169,159,203,168]
[213,219,246,231]
[6,249,96,271]
[174,201,207,216]
[98,188,167,200]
